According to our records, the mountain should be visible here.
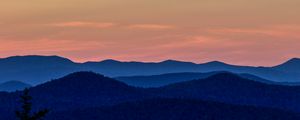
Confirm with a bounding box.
[83,58,300,83]
[1,72,300,119]
[46,98,300,120]
[82,58,300,83]
[0,72,145,118]
[0,72,147,119]
[158,73,300,112]
[273,58,300,73]
[82,59,199,77]
[0,81,31,92]
[115,71,280,88]
[0,55,300,85]
[0,55,81,85]
[116,72,216,87]
[28,72,145,110]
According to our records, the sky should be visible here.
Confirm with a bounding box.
[0,0,300,66]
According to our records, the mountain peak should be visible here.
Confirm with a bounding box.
[277,58,300,66]
[160,59,195,65]
[28,72,139,107]
[286,58,300,63]
[64,71,105,78]
[273,58,300,72]
[205,61,227,65]
[35,71,131,91]
[99,59,122,63]
[206,72,242,80]
[0,55,74,63]
[200,61,230,67]
[161,59,181,63]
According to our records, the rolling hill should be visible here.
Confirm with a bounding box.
[158,73,300,112]
[115,71,278,87]
[273,58,300,73]
[0,55,81,85]
[1,72,300,119]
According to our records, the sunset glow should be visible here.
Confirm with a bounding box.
[1,0,300,66]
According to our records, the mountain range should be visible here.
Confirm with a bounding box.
[0,55,300,86]
[1,72,300,119]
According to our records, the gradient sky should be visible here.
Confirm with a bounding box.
[1,0,300,66]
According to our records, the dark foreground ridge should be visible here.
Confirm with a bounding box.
[1,72,300,119]
[47,98,300,120]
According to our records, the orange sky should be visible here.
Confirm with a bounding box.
[1,0,300,66]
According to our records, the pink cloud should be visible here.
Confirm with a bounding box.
[207,25,300,38]
[0,39,109,53]
[1,21,300,66]
[49,22,175,31]
[127,24,175,30]
[50,21,116,28]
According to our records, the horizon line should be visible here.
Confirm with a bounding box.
[0,54,299,67]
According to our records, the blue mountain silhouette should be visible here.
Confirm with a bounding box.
[1,72,300,119]
[273,58,300,72]
[0,55,300,86]
[159,73,300,112]
[116,71,281,88]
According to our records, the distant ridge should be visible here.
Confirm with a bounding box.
[1,55,299,67]
[160,59,196,64]
[0,55,75,64]
[116,71,280,88]
[0,55,300,85]
[273,58,300,72]
[0,55,80,85]
[204,61,229,66]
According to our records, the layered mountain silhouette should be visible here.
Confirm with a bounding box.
[0,55,81,85]
[1,55,300,86]
[1,72,300,119]
[158,73,300,112]
[116,72,218,87]
[273,58,300,73]
[116,71,279,88]
[0,81,31,92]
[28,72,146,111]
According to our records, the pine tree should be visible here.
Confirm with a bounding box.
[15,88,49,120]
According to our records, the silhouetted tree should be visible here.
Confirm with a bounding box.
[15,88,49,120]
